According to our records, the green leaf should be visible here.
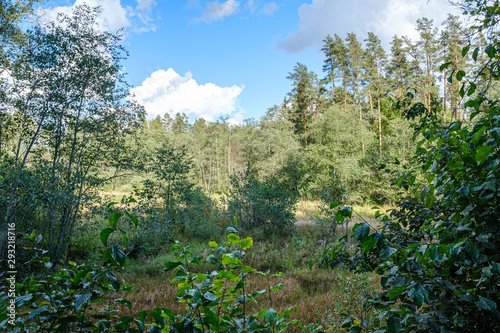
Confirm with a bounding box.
[209,241,218,248]
[476,296,497,311]
[227,233,240,244]
[338,206,353,218]
[74,293,92,312]
[462,44,470,57]
[125,212,139,228]
[100,228,114,247]
[240,237,253,249]
[108,212,122,228]
[264,309,277,324]
[361,237,377,253]
[29,305,49,321]
[164,261,182,272]
[472,47,480,61]
[226,227,237,234]
[353,223,370,241]
[475,146,494,164]
[112,246,126,266]
[242,265,255,273]
[115,298,132,309]
[387,316,401,333]
[330,200,342,209]
[389,286,406,301]
[380,246,397,260]
[485,44,497,58]
[439,62,452,71]
[203,292,218,303]
[467,82,477,96]
[456,70,466,81]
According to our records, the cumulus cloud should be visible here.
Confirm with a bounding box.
[37,0,157,33]
[277,0,460,53]
[195,0,240,23]
[130,68,244,122]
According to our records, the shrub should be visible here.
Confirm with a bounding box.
[227,170,298,237]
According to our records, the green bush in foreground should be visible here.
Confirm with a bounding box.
[333,91,500,331]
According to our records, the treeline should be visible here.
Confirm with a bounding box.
[109,14,498,205]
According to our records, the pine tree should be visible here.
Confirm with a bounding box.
[365,32,387,154]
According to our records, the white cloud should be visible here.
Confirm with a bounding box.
[37,0,157,33]
[136,0,156,12]
[260,2,278,16]
[130,68,244,122]
[196,0,240,23]
[193,0,279,23]
[277,0,460,53]
[227,111,245,126]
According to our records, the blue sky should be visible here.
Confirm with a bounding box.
[39,0,460,124]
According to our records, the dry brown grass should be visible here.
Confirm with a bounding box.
[117,267,379,332]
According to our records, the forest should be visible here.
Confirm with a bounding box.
[0,0,499,332]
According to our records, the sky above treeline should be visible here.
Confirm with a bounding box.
[38,0,461,124]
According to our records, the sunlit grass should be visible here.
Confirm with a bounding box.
[121,257,379,332]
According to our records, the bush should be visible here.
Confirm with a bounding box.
[341,93,500,332]
[227,170,298,237]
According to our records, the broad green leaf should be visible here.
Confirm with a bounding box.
[100,228,113,247]
[115,298,132,309]
[456,69,466,81]
[389,286,406,300]
[475,146,494,164]
[209,241,218,248]
[240,237,253,249]
[476,296,497,311]
[353,223,370,241]
[462,44,470,57]
[227,233,240,244]
[387,316,401,333]
[380,246,397,260]
[264,308,277,324]
[108,212,122,228]
[112,246,126,266]
[361,236,377,253]
[164,261,182,272]
[467,82,477,96]
[29,305,49,321]
[203,292,218,302]
[485,44,497,58]
[74,293,92,312]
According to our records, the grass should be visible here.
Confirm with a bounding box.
[121,259,379,332]
[115,222,380,332]
[75,194,385,330]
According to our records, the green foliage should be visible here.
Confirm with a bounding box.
[0,204,141,332]
[227,170,298,236]
[338,90,500,332]
[146,229,305,333]
[0,4,143,260]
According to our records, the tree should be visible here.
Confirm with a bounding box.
[364,32,387,154]
[387,35,412,106]
[0,5,144,260]
[286,62,317,146]
[441,14,468,121]
[416,18,440,111]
